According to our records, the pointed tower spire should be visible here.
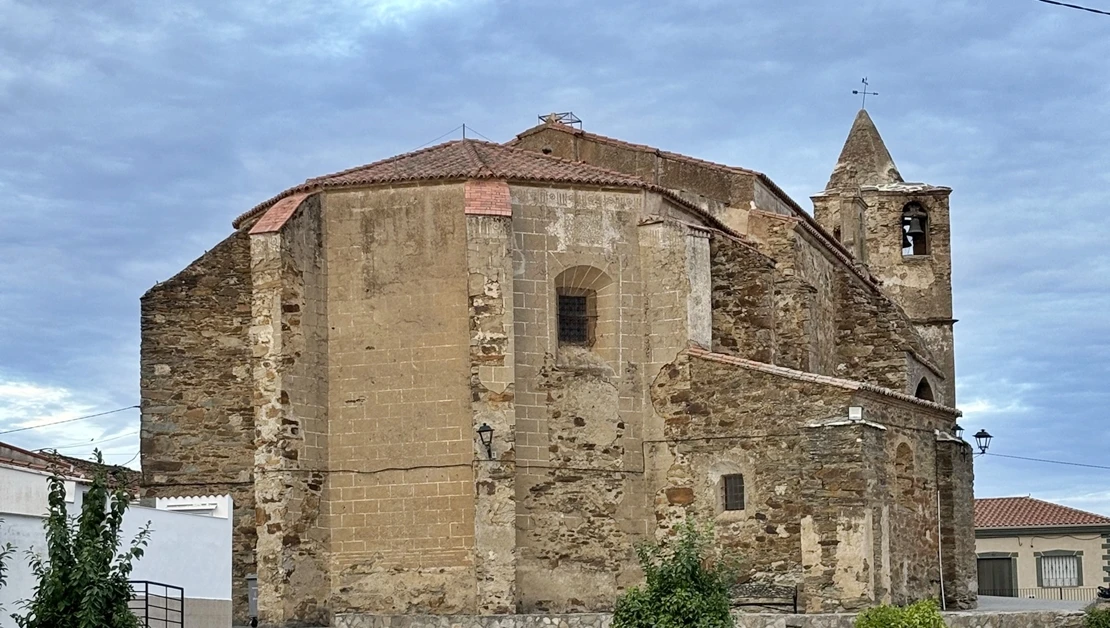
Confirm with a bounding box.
[825,109,903,191]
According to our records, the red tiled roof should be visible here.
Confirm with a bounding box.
[975,497,1110,529]
[232,139,736,236]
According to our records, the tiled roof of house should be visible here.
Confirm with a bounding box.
[232,139,736,235]
[0,441,88,478]
[975,496,1110,529]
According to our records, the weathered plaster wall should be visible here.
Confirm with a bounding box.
[323,184,476,614]
[251,193,330,625]
[139,230,257,623]
[509,185,653,612]
[466,203,519,613]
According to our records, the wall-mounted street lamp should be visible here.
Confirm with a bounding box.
[953,423,964,440]
[973,429,993,455]
[476,423,494,460]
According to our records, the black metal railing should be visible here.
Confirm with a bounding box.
[128,580,184,628]
[979,587,1100,601]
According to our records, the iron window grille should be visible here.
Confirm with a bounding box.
[723,474,745,511]
[557,293,593,345]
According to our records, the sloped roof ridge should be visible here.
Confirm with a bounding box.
[232,138,741,235]
[688,346,960,415]
[975,496,1110,528]
[511,122,762,176]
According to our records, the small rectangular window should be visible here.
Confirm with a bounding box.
[723,474,745,511]
[557,294,590,345]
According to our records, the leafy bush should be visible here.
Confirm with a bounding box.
[0,519,14,613]
[612,518,736,628]
[855,599,945,628]
[1085,606,1110,628]
[13,452,150,628]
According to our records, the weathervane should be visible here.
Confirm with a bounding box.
[852,77,878,108]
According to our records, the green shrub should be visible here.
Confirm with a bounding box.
[612,518,736,628]
[855,598,945,628]
[1085,606,1110,628]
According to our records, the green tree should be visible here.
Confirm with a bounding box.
[612,517,737,628]
[0,518,14,614]
[13,452,150,628]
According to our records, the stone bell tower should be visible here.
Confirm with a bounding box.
[813,109,956,403]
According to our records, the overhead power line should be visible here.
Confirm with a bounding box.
[0,405,139,436]
[985,452,1110,471]
[1035,0,1110,16]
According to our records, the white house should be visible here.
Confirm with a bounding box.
[0,442,233,627]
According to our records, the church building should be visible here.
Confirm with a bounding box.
[139,110,977,626]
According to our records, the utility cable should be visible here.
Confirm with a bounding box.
[1035,0,1110,16]
[0,405,139,436]
[409,125,464,152]
[984,452,1110,471]
[41,430,139,451]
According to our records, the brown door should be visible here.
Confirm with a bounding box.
[977,558,1016,597]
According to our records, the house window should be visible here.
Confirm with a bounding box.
[722,474,745,511]
[1039,553,1082,588]
[557,291,593,345]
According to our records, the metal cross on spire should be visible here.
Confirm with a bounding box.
[852,77,878,109]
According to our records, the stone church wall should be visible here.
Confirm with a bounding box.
[648,350,962,612]
[139,230,257,623]
[508,185,653,613]
[321,185,477,614]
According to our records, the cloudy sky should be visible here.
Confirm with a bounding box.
[1,0,1107,512]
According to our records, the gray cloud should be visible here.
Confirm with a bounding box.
[1,0,1107,512]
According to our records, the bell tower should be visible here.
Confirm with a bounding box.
[813,109,956,402]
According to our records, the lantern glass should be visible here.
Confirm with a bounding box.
[954,423,964,439]
[476,423,494,447]
[973,429,992,454]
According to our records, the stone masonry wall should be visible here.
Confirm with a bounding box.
[509,185,652,612]
[709,236,776,362]
[334,611,1085,628]
[322,185,476,614]
[650,354,857,594]
[861,190,956,398]
[250,193,330,626]
[139,230,256,623]
[648,350,964,613]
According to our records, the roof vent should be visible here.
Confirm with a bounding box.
[539,112,582,128]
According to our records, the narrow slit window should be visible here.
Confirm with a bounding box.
[722,474,745,511]
[557,294,590,345]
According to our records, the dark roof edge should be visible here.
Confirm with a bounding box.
[976,524,1110,537]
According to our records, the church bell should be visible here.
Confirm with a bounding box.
[906,217,926,239]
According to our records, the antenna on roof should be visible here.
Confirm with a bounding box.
[539,112,582,128]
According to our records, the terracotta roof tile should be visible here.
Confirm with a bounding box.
[975,496,1110,529]
[232,139,737,237]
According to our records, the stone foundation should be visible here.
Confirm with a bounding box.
[333,611,1084,628]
